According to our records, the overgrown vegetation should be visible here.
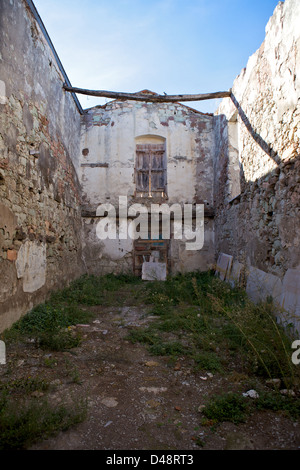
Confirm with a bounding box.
[3,273,142,351]
[201,392,249,425]
[0,389,87,450]
[0,371,87,449]
[128,270,299,388]
[200,389,300,426]
[1,270,300,448]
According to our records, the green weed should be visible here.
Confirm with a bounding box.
[0,376,49,394]
[0,394,87,450]
[255,390,300,420]
[127,270,300,393]
[202,392,249,424]
[3,303,85,351]
[51,273,141,306]
[193,351,223,373]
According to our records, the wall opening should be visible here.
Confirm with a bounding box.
[134,135,167,199]
[133,135,169,276]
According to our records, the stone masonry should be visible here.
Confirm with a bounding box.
[214,0,300,331]
[0,0,299,333]
[0,0,85,331]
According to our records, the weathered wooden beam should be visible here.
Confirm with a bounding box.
[81,163,109,168]
[63,84,231,103]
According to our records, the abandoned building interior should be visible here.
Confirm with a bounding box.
[0,0,299,334]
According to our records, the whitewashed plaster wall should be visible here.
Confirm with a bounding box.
[79,99,215,275]
[80,99,215,206]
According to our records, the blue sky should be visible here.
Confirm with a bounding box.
[33,0,280,113]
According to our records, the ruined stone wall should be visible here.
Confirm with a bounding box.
[214,0,300,328]
[80,99,215,275]
[0,0,85,331]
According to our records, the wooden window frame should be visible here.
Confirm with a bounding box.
[135,143,167,198]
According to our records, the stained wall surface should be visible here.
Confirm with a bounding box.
[80,98,215,275]
[0,0,85,331]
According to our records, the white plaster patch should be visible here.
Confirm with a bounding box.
[246,266,283,306]
[100,237,132,261]
[0,80,7,105]
[142,261,167,281]
[16,241,46,293]
[215,253,233,281]
[227,261,243,287]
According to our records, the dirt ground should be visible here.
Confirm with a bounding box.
[2,302,300,451]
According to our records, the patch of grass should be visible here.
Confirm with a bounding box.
[149,340,188,357]
[127,327,159,346]
[127,327,188,359]
[2,272,142,351]
[255,390,300,420]
[64,359,83,385]
[202,392,249,424]
[207,292,298,386]
[3,303,86,351]
[0,374,87,449]
[193,351,223,373]
[0,376,49,394]
[51,273,141,306]
[0,394,87,450]
[128,270,300,394]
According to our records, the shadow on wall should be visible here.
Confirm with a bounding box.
[214,97,300,334]
[215,252,300,336]
[230,93,281,166]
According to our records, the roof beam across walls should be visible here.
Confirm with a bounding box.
[63,84,232,104]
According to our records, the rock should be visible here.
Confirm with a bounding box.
[146,399,161,408]
[242,389,259,399]
[31,391,44,398]
[266,378,281,389]
[280,389,296,397]
[101,397,118,407]
[139,387,167,394]
[50,379,62,386]
[145,360,159,367]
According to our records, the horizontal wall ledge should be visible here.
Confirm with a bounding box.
[81,206,215,219]
[81,163,109,168]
